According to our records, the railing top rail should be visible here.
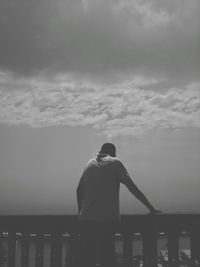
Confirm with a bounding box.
[0,214,200,218]
[0,213,200,233]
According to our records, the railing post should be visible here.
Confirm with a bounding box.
[143,218,157,267]
[191,226,200,267]
[68,232,80,267]
[21,232,29,267]
[0,232,6,267]
[36,233,44,267]
[0,232,3,259]
[8,231,16,267]
[123,232,132,267]
[51,232,62,267]
[168,228,179,267]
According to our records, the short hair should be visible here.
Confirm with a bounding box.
[100,143,116,157]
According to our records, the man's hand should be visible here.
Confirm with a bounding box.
[149,207,162,214]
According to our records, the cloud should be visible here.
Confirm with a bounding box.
[0,0,199,83]
[0,80,199,137]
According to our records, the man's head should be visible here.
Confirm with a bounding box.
[100,143,116,157]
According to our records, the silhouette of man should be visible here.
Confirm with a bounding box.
[77,143,160,267]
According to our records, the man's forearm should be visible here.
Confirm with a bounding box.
[134,190,154,211]
[127,181,155,211]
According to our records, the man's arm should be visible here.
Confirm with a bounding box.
[123,178,156,212]
[117,161,160,213]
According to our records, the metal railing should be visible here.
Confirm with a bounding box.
[0,214,200,267]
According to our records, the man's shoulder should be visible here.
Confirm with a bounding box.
[87,157,97,164]
[104,157,125,169]
[111,157,123,165]
[86,157,101,167]
[82,159,94,170]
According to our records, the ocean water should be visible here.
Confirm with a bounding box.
[1,233,190,267]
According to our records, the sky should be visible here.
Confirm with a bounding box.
[0,0,200,214]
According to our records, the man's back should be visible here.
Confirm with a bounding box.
[78,154,130,221]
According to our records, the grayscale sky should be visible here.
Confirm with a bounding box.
[0,0,200,214]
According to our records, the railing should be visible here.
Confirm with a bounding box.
[0,214,200,267]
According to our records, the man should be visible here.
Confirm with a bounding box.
[77,143,160,267]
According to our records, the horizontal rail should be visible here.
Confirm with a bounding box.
[0,214,200,267]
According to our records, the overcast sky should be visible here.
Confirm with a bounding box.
[0,0,200,214]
